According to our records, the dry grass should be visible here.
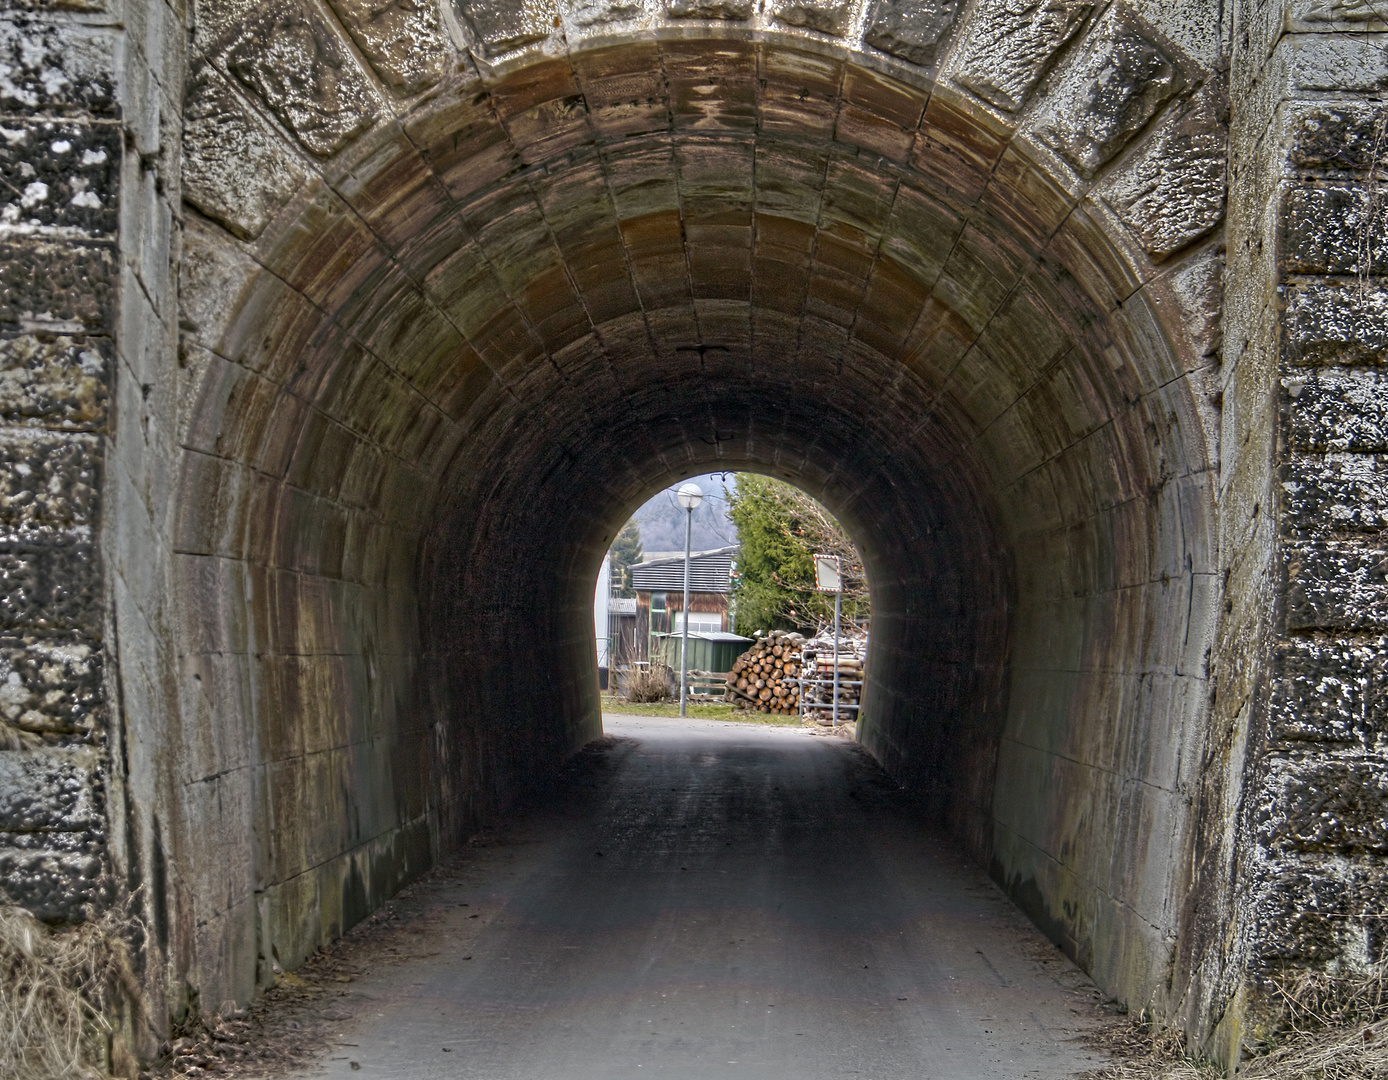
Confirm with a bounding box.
[0,903,137,1080]
[1086,966,1388,1079]
[622,661,673,704]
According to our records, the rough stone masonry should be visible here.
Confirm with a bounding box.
[0,0,1383,1068]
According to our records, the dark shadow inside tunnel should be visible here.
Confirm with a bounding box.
[422,388,1014,865]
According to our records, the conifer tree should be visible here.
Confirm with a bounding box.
[725,475,868,636]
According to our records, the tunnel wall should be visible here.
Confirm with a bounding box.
[154,5,1234,1041]
[1183,2,1388,1055]
[0,0,1382,1066]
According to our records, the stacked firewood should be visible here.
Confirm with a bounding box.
[800,642,865,724]
[725,631,805,714]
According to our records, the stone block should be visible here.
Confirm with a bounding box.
[1257,756,1388,856]
[217,0,379,158]
[773,0,853,34]
[0,333,107,429]
[1103,86,1226,258]
[1284,282,1388,365]
[565,0,646,26]
[457,0,558,55]
[1253,857,1388,966]
[1288,367,1388,453]
[1289,0,1388,31]
[325,0,451,93]
[1282,452,1388,536]
[0,839,105,922]
[951,0,1093,113]
[182,63,310,241]
[1286,541,1388,630]
[665,0,750,17]
[1288,101,1387,174]
[0,16,117,116]
[1268,635,1388,749]
[0,240,115,332]
[863,0,960,66]
[0,119,120,238]
[0,748,101,831]
[0,634,110,742]
[1280,183,1388,277]
[0,536,101,635]
[1033,10,1185,180]
[1,433,97,531]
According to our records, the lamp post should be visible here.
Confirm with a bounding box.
[676,482,703,716]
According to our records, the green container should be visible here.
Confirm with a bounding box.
[653,631,753,674]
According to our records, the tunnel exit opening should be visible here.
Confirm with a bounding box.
[596,472,875,722]
[159,29,1220,1033]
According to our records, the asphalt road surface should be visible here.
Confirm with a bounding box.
[301,716,1110,1080]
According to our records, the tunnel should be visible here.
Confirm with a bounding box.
[164,31,1219,1031]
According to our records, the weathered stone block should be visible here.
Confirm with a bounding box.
[0,119,120,238]
[0,840,105,922]
[952,0,1093,112]
[1104,87,1226,258]
[0,537,101,634]
[1284,282,1388,365]
[1286,542,1388,630]
[665,0,751,17]
[1282,452,1388,536]
[1281,184,1388,277]
[1,0,110,12]
[1288,101,1387,174]
[457,0,558,55]
[566,0,645,25]
[0,16,117,116]
[0,334,107,429]
[218,0,379,158]
[1269,635,1388,748]
[0,749,100,831]
[774,0,854,36]
[863,0,960,66]
[1254,858,1388,965]
[0,431,97,535]
[1287,368,1388,453]
[1164,250,1224,359]
[326,0,451,92]
[1257,757,1388,856]
[0,240,115,331]
[183,64,310,241]
[0,636,103,739]
[1289,0,1388,30]
[1034,12,1184,179]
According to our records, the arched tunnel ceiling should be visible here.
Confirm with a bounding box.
[170,11,1226,1023]
[183,33,1222,557]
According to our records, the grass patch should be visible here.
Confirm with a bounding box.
[0,903,138,1080]
[1086,966,1388,1079]
[601,696,802,725]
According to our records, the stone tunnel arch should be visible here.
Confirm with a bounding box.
[120,5,1232,1049]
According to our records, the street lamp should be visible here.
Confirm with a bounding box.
[676,482,703,716]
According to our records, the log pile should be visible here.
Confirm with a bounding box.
[800,642,864,724]
[724,631,805,714]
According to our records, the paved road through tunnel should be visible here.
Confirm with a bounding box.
[300,717,1109,1079]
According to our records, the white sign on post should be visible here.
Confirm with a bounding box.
[813,554,842,594]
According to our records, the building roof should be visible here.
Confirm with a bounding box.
[652,631,752,643]
[630,546,736,593]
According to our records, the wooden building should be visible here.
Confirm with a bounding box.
[629,546,736,662]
